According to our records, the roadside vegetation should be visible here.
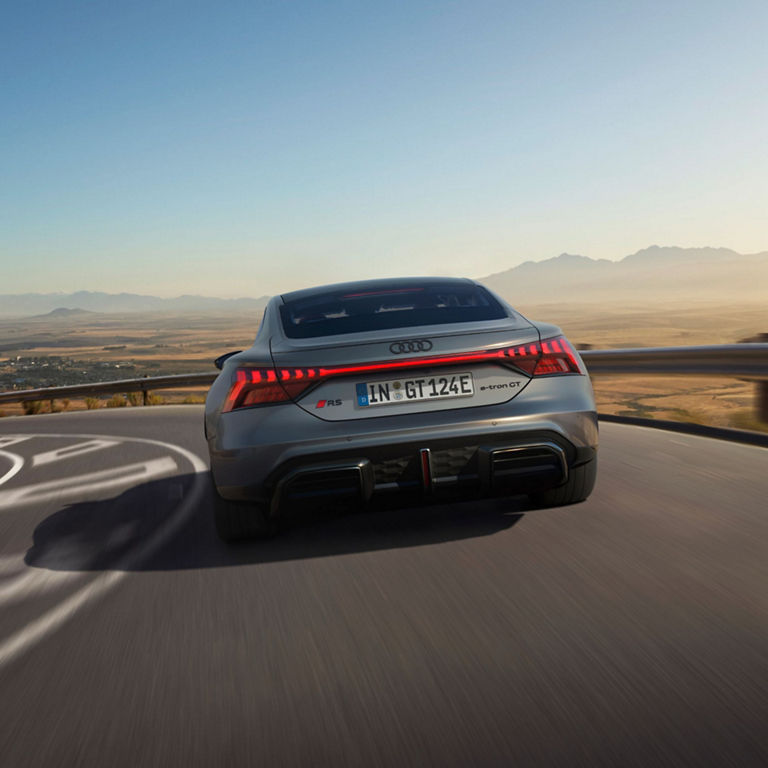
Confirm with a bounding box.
[1,389,208,417]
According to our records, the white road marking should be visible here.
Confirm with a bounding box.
[0,437,30,448]
[0,569,82,605]
[0,457,177,509]
[0,432,208,670]
[0,554,27,575]
[32,439,119,467]
[0,449,25,488]
[0,570,125,667]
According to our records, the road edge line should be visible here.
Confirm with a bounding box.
[598,414,768,448]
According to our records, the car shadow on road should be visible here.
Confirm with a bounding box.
[25,472,526,572]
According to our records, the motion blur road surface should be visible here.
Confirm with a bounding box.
[1,407,767,767]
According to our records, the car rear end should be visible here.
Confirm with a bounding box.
[205,278,597,526]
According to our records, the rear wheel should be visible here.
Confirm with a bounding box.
[213,486,276,542]
[528,458,597,509]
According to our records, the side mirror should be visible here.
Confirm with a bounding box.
[214,351,242,370]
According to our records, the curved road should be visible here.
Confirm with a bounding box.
[1,407,767,767]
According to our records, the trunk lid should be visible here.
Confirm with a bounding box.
[269,318,541,421]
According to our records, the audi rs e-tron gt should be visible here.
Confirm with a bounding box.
[205,277,598,541]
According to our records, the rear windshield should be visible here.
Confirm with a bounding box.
[279,284,507,339]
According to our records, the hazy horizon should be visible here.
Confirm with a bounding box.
[0,244,765,301]
[1,245,766,310]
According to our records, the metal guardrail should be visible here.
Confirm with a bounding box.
[0,372,216,406]
[1,344,767,418]
[579,344,768,421]
[580,344,768,378]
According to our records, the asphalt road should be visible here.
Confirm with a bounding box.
[1,407,767,767]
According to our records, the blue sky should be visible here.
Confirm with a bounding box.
[2,1,766,297]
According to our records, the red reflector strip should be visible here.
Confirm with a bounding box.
[420,449,433,493]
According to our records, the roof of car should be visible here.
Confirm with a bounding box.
[280,276,476,303]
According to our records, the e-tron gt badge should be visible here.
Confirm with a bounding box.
[389,339,433,354]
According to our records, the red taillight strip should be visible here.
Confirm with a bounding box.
[223,335,583,411]
[317,348,509,377]
[342,288,425,297]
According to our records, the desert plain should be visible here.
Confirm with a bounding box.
[0,300,766,431]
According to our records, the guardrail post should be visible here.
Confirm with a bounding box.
[142,388,149,406]
[758,382,768,423]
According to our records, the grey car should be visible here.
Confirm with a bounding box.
[205,277,598,541]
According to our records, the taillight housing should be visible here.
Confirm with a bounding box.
[531,336,585,376]
[223,367,318,412]
[222,334,584,412]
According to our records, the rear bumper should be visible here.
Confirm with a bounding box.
[262,435,594,516]
[208,375,598,509]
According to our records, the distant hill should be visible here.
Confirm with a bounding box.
[32,307,95,318]
[480,246,768,305]
[0,291,271,318]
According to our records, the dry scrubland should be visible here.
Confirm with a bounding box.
[517,301,767,431]
[0,313,262,367]
[0,302,766,431]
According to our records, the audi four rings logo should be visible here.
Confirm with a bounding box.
[389,339,433,354]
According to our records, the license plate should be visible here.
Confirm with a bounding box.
[356,372,474,407]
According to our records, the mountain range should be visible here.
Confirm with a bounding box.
[480,246,768,305]
[0,246,765,317]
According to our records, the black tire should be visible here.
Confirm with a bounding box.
[528,458,597,509]
[213,490,276,542]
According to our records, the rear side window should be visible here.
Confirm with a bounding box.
[279,284,507,338]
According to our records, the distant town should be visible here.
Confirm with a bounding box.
[0,355,167,391]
